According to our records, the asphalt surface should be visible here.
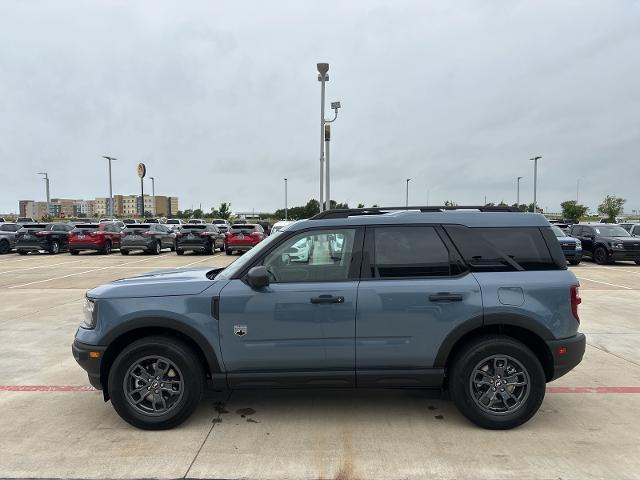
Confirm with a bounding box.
[0,250,639,480]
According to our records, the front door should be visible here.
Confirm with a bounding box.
[356,226,483,387]
[218,228,362,388]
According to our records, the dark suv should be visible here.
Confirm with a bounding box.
[120,224,176,255]
[569,224,640,264]
[16,223,74,254]
[176,224,225,255]
[73,206,585,430]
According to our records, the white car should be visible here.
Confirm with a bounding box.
[166,218,185,231]
[271,220,296,235]
[187,219,206,225]
[286,236,314,263]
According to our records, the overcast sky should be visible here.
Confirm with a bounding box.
[1,0,639,215]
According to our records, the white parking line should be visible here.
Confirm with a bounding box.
[6,255,173,289]
[174,257,218,268]
[574,276,633,290]
[0,258,91,275]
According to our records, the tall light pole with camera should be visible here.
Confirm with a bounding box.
[317,63,341,211]
[530,156,542,212]
[37,172,50,217]
[102,155,117,217]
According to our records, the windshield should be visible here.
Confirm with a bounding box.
[231,225,256,233]
[166,220,180,224]
[594,225,631,237]
[551,226,566,237]
[211,220,226,224]
[216,234,281,280]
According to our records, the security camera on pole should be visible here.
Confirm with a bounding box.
[317,63,341,212]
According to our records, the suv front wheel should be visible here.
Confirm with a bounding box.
[449,335,545,430]
[108,336,205,430]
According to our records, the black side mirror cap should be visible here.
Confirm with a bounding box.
[247,266,269,289]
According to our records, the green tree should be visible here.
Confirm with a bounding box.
[218,202,231,220]
[357,203,365,208]
[560,200,589,221]
[598,195,626,223]
[192,209,204,219]
[444,200,457,207]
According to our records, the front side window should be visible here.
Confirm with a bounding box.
[260,229,357,283]
[372,226,451,278]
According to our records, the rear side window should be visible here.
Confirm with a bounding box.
[445,226,565,272]
[372,226,451,278]
[0,224,20,232]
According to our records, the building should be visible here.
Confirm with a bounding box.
[20,195,178,220]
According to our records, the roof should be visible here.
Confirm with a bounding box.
[289,208,551,231]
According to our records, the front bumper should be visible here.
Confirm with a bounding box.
[610,250,640,261]
[546,333,586,381]
[562,250,582,261]
[72,339,106,390]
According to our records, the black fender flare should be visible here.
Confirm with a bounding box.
[101,316,222,374]
[433,313,554,368]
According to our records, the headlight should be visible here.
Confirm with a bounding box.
[575,240,582,247]
[81,298,96,329]
[611,242,624,249]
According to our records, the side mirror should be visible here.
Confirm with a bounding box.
[247,266,269,289]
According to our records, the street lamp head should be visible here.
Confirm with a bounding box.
[530,156,542,161]
[102,155,117,161]
[317,63,329,76]
[331,101,341,110]
[517,176,523,180]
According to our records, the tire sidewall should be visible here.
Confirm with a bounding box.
[50,241,60,254]
[449,337,546,430]
[108,337,204,430]
[0,240,9,254]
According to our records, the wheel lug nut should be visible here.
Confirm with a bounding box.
[155,390,159,394]
[492,387,496,391]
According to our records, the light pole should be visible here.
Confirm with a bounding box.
[149,176,156,217]
[284,178,288,220]
[37,172,50,218]
[576,177,582,203]
[405,178,411,208]
[102,156,117,217]
[530,156,542,212]
[426,187,430,206]
[317,63,340,211]
[517,176,523,206]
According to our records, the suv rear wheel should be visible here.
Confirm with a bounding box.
[102,241,112,255]
[449,335,545,430]
[0,240,10,254]
[108,336,205,430]
[49,241,60,255]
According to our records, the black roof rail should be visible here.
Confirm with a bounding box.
[310,205,519,220]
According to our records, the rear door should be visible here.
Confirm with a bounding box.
[355,225,483,387]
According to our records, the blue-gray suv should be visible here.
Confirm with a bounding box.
[73,206,586,430]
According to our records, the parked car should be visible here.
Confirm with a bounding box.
[122,219,140,225]
[187,219,205,225]
[224,223,266,255]
[0,222,21,254]
[166,219,185,231]
[15,223,74,254]
[175,224,225,255]
[16,217,35,224]
[73,206,585,430]
[619,222,639,233]
[210,219,231,234]
[120,224,176,255]
[0,217,5,223]
[145,218,160,224]
[257,221,272,235]
[569,223,640,264]
[550,225,582,265]
[271,220,296,235]
[69,222,123,255]
[629,224,640,237]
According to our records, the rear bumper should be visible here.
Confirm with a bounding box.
[546,333,586,381]
[16,241,49,251]
[121,240,154,251]
[72,340,106,390]
[69,242,104,251]
[226,244,256,251]
[177,240,208,251]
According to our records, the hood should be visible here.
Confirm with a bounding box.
[557,235,578,243]
[87,267,224,299]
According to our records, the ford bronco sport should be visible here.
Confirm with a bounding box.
[73,206,585,430]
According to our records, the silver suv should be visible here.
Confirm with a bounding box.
[0,223,21,254]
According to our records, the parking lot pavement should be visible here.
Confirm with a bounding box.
[0,254,639,479]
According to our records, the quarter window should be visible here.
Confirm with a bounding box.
[372,226,451,278]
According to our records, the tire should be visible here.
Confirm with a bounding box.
[70,250,80,255]
[49,241,60,255]
[225,248,233,256]
[593,246,610,265]
[152,241,161,255]
[635,260,640,265]
[120,249,130,255]
[0,240,10,255]
[107,336,205,430]
[170,243,176,252]
[176,249,184,255]
[102,241,112,255]
[569,259,581,266]
[206,241,215,255]
[448,335,545,430]
[18,250,28,255]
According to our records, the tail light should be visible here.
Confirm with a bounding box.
[250,232,261,238]
[35,231,48,236]
[175,232,183,237]
[570,285,581,322]
[200,232,211,237]
[143,231,153,236]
